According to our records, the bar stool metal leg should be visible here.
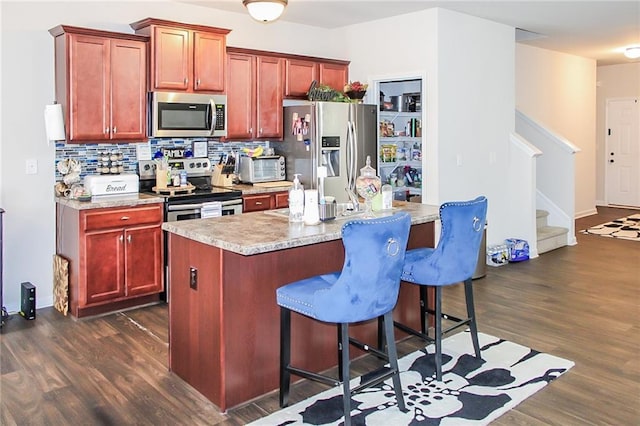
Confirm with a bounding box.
[279,307,292,407]
[434,286,443,381]
[383,311,406,412]
[339,323,352,426]
[464,278,481,358]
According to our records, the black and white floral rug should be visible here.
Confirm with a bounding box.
[580,214,640,241]
[248,332,574,425]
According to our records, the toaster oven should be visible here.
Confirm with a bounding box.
[239,156,286,183]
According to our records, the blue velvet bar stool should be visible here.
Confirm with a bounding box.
[277,212,412,425]
[395,196,488,381]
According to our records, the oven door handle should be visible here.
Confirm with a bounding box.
[221,199,242,206]
[167,204,204,211]
[167,199,241,211]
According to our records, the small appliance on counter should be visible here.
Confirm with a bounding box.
[238,155,286,184]
[84,173,139,198]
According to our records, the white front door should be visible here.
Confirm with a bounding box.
[606,98,640,207]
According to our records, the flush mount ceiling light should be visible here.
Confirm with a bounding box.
[243,0,288,23]
[624,46,640,59]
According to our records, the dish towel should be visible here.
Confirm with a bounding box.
[201,201,222,218]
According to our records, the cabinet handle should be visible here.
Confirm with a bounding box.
[255,201,263,205]
[105,127,110,134]
[119,235,124,242]
[121,216,130,221]
[184,77,188,85]
[196,78,201,87]
[127,235,132,244]
[249,128,253,134]
[259,128,263,134]
[112,126,117,134]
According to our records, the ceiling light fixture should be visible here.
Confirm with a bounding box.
[243,0,288,23]
[624,46,640,59]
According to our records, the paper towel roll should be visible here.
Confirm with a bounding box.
[44,104,66,142]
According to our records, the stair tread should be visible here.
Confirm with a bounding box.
[536,209,549,218]
[537,225,568,239]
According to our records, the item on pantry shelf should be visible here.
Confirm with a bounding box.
[380,144,397,162]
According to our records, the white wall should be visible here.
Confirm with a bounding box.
[595,63,640,205]
[343,8,517,245]
[515,44,597,218]
[0,1,345,313]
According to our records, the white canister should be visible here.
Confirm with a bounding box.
[382,184,393,210]
[303,189,320,225]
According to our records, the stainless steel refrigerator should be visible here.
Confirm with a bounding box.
[279,102,378,205]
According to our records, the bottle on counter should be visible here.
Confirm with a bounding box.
[303,189,320,225]
[289,174,304,223]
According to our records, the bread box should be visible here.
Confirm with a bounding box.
[84,173,139,197]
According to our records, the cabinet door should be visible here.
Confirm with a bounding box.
[69,34,110,141]
[110,39,147,140]
[84,229,126,305]
[153,26,190,91]
[255,56,284,139]
[319,62,348,93]
[274,191,289,208]
[125,226,163,296]
[193,31,226,92]
[226,53,255,140]
[285,58,317,98]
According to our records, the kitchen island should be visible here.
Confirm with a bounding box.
[162,202,439,411]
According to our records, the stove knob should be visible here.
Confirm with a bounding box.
[196,162,202,168]
[189,162,195,168]
[202,160,209,169]
[144,164,151,171]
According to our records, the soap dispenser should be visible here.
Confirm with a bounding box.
[288,174,304,223]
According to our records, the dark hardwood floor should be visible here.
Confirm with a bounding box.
[1,207,638,425]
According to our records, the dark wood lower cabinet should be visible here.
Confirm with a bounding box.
[56,203,164,318]
[167,222,434,410]
[242,191,288,213]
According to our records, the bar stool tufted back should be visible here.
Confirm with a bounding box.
[276,212,412,425]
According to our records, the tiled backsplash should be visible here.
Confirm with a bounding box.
[54,138,268,181]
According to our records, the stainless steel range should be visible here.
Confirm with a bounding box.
[138,158,243,220]
[139,158,243,303]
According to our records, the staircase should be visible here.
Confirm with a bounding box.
[537,210,568,254]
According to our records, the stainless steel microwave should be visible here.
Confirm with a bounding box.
[149,92,227,138]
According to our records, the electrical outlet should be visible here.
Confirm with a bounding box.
[189,267,198,290]
[26,159,38,175]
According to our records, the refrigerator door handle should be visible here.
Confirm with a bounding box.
[345,120,360,211]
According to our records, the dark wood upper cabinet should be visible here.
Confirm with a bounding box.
[131,18,230,93]
[285,58,318,98]
[49,25,147,143]
[319,62,349,93]
[226,49,284,141]
[284,56,349,99]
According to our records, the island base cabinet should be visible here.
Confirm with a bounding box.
[167,222,433,411]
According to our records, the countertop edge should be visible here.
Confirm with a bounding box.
[55,193,164,209]
[163,203,439,256]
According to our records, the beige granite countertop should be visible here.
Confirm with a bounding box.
[215,183,293,195]
[55,193,164,210]
[162,201,439,256]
